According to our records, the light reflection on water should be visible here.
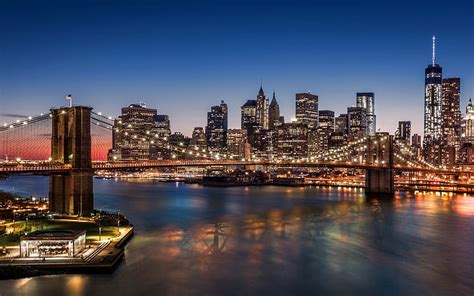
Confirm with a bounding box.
[0,176,473,295]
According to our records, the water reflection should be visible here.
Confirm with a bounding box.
[0,177,473,295]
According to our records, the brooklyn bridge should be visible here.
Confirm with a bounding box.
[0,106,471,216]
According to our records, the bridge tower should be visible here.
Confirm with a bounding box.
[365,133,394,194]
[49,106,94,216]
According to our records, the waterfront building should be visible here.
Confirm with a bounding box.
[395,121,411,144]
[227,129,249,160]
[441,78,462,165]
[347,107,368,141]
[296,92,318,129]
[256,86,269,129]
[20,230,86,258]
[423,36,443,164]
[316,110,335,152]
[109,103,170,161]
[275,123,308,160]
[356,92,376,135]
[268,92,281,130]
[206,100,228,153]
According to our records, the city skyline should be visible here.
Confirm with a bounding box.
[1,0,473,137]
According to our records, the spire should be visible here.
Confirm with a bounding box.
[258,84,264,96]
[432,35,436,66]
[270,91,278,106]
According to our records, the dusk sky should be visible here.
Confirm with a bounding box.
[1,0,473,136]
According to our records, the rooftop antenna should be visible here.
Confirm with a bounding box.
[432,35,436,66]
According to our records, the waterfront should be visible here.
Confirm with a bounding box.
[0,176,473,295]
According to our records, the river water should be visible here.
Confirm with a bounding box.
[0,176,473,295]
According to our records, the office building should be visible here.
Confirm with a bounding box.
[268,92,281,130]
[296,92,318,129]
[275,123,308,160]
[109,103,170,160]
[347,107,368,141]
[206,100,228,153]
[256,86,269,129]
[227,129,249,160]
[395,121,411,144]
[356,92,376,135]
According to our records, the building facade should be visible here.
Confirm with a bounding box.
[296,92,318,129]
[395,121,411,144]
[347,107,368,141]
[268,92,281,131]
[275,123,308,160]
[109,103,171,160]
[206,100,228,154]
[356,92,376,135]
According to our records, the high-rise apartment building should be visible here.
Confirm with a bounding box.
[356,92,376,135]
[206,100,228,153]
[295,92,318,129]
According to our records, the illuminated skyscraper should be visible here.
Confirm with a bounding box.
[206,100,228,153]
[424,36,443,145]
[441,78,462,165]
[295,92,318,129]
[256,86,269,129]
[356,92,376,135]
[347,107,367,141]
[241,99,258,145]
[109,103,170,160]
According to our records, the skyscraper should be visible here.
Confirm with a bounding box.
[268,91,281,130]
[395,121,411,144]
[316,110,335,152]
[441,78,462,165]
[275,123,308,160]
[295,92,318,129]
[256,86,269,129]
[347,107,367,141]
[463,99,474,143]
[109,103,170,160]
[241,99,258,145]
[227,129,249,160]
[424,36,443,146]
[356,92,376,135]
[206,100,228,154]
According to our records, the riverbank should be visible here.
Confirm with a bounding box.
[0,226,133,280]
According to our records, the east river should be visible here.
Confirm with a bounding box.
[0,176,473,295]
